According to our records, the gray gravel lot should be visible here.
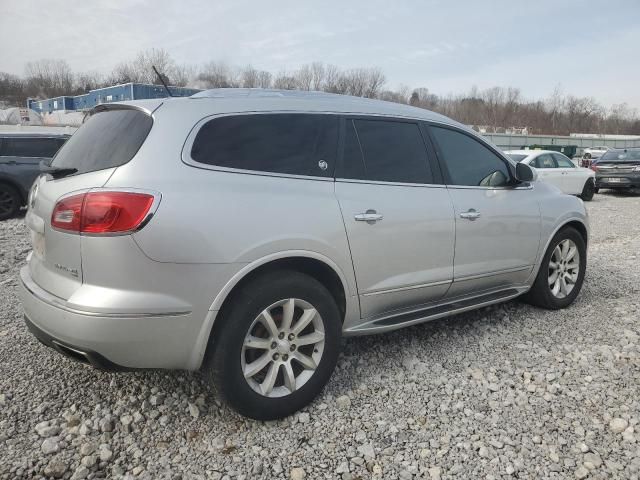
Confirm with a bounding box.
[1,192,639,480]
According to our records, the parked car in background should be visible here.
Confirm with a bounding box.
[580,145,610,167]
[20,90,589,419]
[505,150,596,200]
[592,147,640,193]
[0,133,69,220]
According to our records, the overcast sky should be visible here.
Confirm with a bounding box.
[1,0,639,108]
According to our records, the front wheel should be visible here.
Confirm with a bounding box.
[580,179,595,201]
[205,270,341,420]
[524,227,586,309]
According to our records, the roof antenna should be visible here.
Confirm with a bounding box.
[152,65,173,97]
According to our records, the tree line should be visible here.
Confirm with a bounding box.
[1,48,638,136]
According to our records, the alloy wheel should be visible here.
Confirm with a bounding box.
[548,239,580,299]
[241,298,325,398]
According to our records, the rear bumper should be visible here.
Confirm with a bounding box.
[596,176,640,188]
[19,266,202,370]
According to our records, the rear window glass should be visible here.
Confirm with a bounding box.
[0,137,66,158]
[600,149,640,161]
[51,109,152,174]
[190,114,338,177]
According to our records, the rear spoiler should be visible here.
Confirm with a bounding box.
[91,101,163,117]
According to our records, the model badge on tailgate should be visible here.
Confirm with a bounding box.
[54,263,79,277]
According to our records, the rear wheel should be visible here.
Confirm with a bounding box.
[205,270,341,420]
[0,184,21,220]
[524,227,586,309]
[580,179,595,201]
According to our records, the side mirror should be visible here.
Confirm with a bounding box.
[515,162,536,182]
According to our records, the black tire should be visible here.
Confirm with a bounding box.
[593,187,600,194]
[523,227,586,310]
[580,179,595,201]
[205,270,341,420]
[0,184,21,221]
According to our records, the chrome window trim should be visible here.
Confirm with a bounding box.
[182,111,340,182]
[445,183,533,191]
[335,177,446,188]
[182,111,459,184]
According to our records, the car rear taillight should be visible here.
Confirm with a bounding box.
[51,191,155,234]
[590,165,598,172]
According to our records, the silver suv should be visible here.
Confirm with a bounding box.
[20,89,588,419]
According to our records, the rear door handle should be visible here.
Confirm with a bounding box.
[354,209,383,223]
[460,209,481,221]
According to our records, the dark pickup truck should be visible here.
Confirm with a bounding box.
[0,133,69,220]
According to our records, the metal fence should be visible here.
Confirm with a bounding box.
[485,133,640,154]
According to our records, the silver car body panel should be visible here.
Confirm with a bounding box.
[19,89,589,370]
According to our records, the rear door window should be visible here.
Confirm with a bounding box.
[51,109,152,174]
[339,118,433,184]
[553,154,575,168]
[0,137,66,158]
[190,114,338,178]
[533,154,557,169]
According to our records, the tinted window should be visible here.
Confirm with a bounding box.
[0,137,65,158]
[430,126,511,187]
[51,109,152,174]
[553,154,575,168]
[191,114,338,177]
[344,119,431,184]
[341,120,366,179]
[600,149,640,161]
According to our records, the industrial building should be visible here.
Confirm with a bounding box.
[27,83,201,114]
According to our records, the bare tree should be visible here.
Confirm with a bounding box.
[273,72,297,90]
[310,62,326,91]
[24,59,74,98]
[0,72,26,106]
[196,61,235,88]
[3,55,639,135]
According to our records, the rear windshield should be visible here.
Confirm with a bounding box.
[0,137,66,158]
[507,154,528,162]
[51,109,152,174]
[599,150,640,162]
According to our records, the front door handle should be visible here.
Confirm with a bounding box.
[354,209,383,224]
[460,209,481,221]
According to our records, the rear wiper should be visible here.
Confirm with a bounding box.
[40,165,78,179]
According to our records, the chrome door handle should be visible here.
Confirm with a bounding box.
[354,209,383,223]
[460,209,481,221]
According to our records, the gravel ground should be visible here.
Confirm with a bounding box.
[1,191,639,480]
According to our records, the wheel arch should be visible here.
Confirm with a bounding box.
[192,251,354,369]
[0,177,27,204]
[527,218,588,286]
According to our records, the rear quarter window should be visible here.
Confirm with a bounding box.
[51,109,152,174]
[190,113,338,178]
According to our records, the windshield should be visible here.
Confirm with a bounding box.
[51,109,152,174]
[507,154,528,162]
[599,149,640,162]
